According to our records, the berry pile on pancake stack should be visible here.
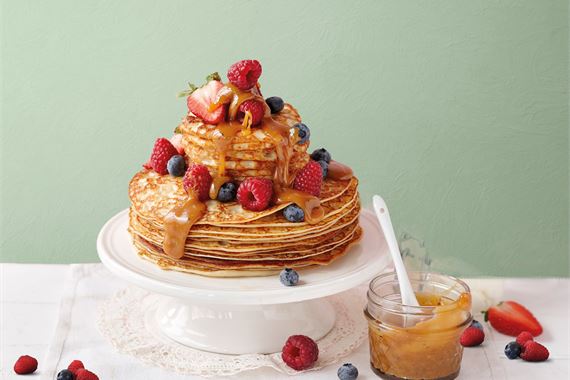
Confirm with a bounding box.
[128,60,362,277]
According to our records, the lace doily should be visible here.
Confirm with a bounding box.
[98,286,367,377]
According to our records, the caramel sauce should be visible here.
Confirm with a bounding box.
[275,187,325,224]
[210,83,265,121]
[163,191,206,259]
[327,160,353,181]
[261,117,298,187]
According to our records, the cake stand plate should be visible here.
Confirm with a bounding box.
[97,209,389,354]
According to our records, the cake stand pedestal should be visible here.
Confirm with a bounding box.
[97,209,389,355]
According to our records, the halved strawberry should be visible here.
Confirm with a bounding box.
[187,80,226,124]
[483,301,543,337]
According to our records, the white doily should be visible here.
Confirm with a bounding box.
[98,286,367,377]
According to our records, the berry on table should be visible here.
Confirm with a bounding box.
[470,320,483,331]
[149,138,179,175]
[68,359,85,374]
[483,300,542,337]
[516,331,534,345]
[167,155,186,177]
[217,182,237,202]
[76,368,99,380]
[238,99,265,126]
[293,123,310,144]
[13,355,38,374]
[280,268,299,286]
[187,80,227,125]
[237,177,273,211]
[504,341,522,360]
[337,363,359,379]
[317,160,328,179]
[183,164,213,202]
[57,369,75,380]
[227,59,262,90]
[266,96,284,114]
[310,148,331,163]
[460,326,485,347]
[283,204,305,222]
[520,341,549,362]
[281,335,319,370]
[293,160,323,197]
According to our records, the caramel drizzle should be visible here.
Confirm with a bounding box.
[327,160,353,181]
[163,191,206,259]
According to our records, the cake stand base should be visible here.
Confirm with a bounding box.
[154,296,335,354]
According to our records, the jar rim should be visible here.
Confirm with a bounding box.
[367,271,471,316]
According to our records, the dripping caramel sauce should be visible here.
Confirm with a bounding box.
[163,190,206,259]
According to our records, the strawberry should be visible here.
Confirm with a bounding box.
[293,160,323,197]
[238,99,265,126]
[520,341,549,362]
[170,134,185,155]
[76,368,100,380]
[483,301,543,337]
[227,60,262,90]
[13,355,38,374]
[68,359,85,374]
[237,177,273,211]
[183,164,212,202]
[460,326,485,347]
[187,80,226,124]
[516,331,534,346]
[148,138,178,175]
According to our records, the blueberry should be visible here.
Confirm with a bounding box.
[57,369,75,380]
[167,155,186,177]
[265,96,284,114]
[471,320,483,331]
[310,148,331,163]
[504,341,522,359]
[217,182,237,202]
[280,268,299,286]
[317,160,328,178]
[337,363,359,380]
[293,123,310,144]
[283,204,304,222]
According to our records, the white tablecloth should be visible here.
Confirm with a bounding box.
[1,263,569,379]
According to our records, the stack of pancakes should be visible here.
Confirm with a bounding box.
[128,104,362,277]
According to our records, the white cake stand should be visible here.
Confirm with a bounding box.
[97,209,389,355]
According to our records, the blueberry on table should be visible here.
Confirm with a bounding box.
[337,363,359,379]
[217,182,237,202]
[283,204,305,222]
[57,369,75,380]
[265,96,284,114]
[167,155,186,177]
[293,123,310,144]
[280,268,299,286]
[310,148,331,163]
[504,341,522,359]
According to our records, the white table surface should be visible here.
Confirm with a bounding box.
[1,263,569,380]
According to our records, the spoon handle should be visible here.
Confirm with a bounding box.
[373,195,419,306]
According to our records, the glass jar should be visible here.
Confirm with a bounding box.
[364,272,472,380]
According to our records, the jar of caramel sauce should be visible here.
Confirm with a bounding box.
[364,272,472,380]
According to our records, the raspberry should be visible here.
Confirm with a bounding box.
[281,335,319,371]
[149,138,178,175]
[227,60,262,90]
[68,359,85,374]
[516,331,534,346]
[460,326,485,347]
[520,341,549,362]
[183,164,212,202]
[293,161,323,197]
[238,99,265,126]
[237,177,273,211]
[13,355,38,374]
[76,368,100,380]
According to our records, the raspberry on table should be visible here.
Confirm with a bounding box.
[227,59,262,90]
[237,177,273,211]
[68,359,85,374]
[183,164,213,201]
[460,326,485,347]
[238,99,265,126]
[516,331,534,345]
[293,160,323,197]
[13,355,38,374]
[149,138,179,175]
[520,341,549,362]
[76,368,100,380]
[281,335,319,370]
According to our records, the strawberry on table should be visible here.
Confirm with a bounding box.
[483,300,543,337]
[187,80,227,125]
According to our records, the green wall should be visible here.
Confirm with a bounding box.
[1,0,568,276]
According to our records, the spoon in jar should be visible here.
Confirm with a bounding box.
[373,195,419,307]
